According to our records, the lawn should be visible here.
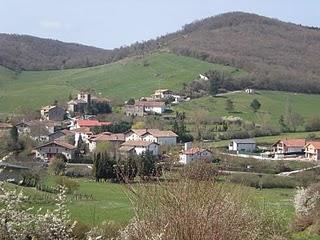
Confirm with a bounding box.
[0,52,245,115]
[173,91,320,126]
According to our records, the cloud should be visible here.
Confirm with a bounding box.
[40,20,62,30]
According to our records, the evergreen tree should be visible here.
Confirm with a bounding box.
[250,99,261,112]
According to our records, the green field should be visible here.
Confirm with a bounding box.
[0,52,245,115]
[173,90,320,126]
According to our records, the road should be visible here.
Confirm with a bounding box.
[277,165,320,176]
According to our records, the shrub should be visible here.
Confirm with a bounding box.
[48,154,67,176]
[55,176,80,193]
[122,179,289,240]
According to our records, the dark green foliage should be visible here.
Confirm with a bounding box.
[208,70,222,96]
[172,112,193,143]
[92,121,131,134]
[135,151,159,180]
[92,152,117,182]
[225,99,234,112]
[127,98,135,105]
[305,116,320,132]
[250,99,261,112]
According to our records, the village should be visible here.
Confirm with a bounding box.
[0,84,320,183]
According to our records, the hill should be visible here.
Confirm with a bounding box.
[165,12,320,93]
[173,90,320,127]
[0,34,117,70]
[0,52,245,114]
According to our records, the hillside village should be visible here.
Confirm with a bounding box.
[2,9,320,240]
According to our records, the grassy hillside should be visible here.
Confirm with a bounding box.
[174,90,320,126]
[0,52,245,114]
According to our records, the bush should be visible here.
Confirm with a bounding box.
[48,155,67,176]
[305,116,320,131]
[55,176,80,193]
[122,178,289,239]
[180,160,218,181]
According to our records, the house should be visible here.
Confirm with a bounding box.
[245,88,255,94]
[135,101,167,115]
[124,105,144,117]
[73,127,94,146]
[40,105,66,121]
[88,132,125,152]
[120,141,159,156]
[179,142,212,164]
[74,119,112,129]
[0,123,12,136]
[125,129,177,145]
[34,141,76,161]
[67,92,91,114]
[272,139,306,155]
[49,129,75,142]
[152,89,173,100]
[15,120,58,142]
[229,139,256,153]
[305,142,320,161]
[199,74,209,81]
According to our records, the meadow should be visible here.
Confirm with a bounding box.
[0,52,245,115]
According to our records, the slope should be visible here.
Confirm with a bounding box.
[0,52,245,114]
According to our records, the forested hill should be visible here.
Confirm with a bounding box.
[1,12,320,93]
[165,12,320,93]
[0,34,116,71]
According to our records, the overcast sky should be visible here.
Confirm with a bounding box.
[0,0,319,49]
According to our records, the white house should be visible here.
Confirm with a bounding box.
[305,142,320,161]
[199,74,209,81]
[73,127,93,146]
[34,141,76,161]
[120,141,159,156]
[152,89,173,100]
[272,139,306,154]
[125,129,177,145]
[135,101,166,114]
[229,139,256,153]
[179,143,212,164]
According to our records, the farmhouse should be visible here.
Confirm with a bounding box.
[16,120,58,142]
[88,132,125,152]
[120,141,159,156]
[152,89,173,100]
[125,129,177,145]
[305,142,320,161]
[135,101,166,114]
[179,143,212,164]
[124,104,144,117]
[229,139,256,152]
[273,139,306,155]
[34,141,76,161]
[40,105,66,121]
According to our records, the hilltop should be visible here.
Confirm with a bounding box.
[1,12,320,94]
[0,34,115,70]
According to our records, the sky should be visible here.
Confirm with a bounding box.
[0,0,319,49]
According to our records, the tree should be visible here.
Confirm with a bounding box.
[250,99,261,112]
[127,98,135,105]
[305,116,320,131]
[279,115,289,132]
[68,93,73,101]
[207,70,223,96]
[225,99,234,112]
[48,155,67,175]
[172,112,193,143]
[92,152,116,182]
[283,101,304,132]
[135,151,158,180]
[7,125,21,151]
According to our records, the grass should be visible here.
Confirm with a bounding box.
[173,90,320,126]
[210,130,320,148]
[0,52,245,115]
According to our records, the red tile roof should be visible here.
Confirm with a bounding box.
[130,129,177,138]
[76,119,112,128]
[275,139,306,147]
[306,141,320,150]
[91,132,125,142]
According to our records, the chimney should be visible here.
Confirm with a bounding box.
[185,142,192,151]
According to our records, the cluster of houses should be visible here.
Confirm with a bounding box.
[228,138,320,161]
[124,89,188,117]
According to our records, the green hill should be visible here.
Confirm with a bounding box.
[0,52,245,114]
[173,90,320,126]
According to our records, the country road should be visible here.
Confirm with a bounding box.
[277,165,320,176]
